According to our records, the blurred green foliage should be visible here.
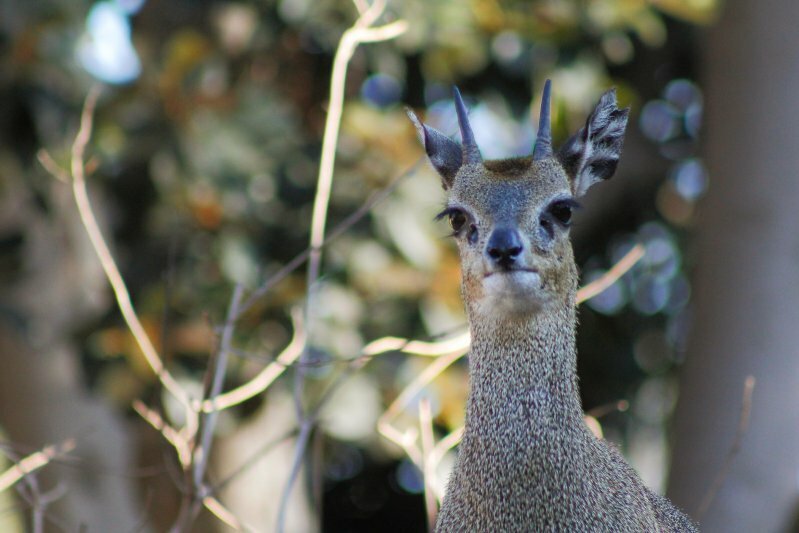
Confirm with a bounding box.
[0,0,716,529]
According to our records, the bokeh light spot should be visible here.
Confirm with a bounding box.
[684,102,703,138]
[396,459,424,494]
[361,74,402,108]
[666,275,691,314]
[632,276,670,315]
[639,100,680,143]
[491,31,523,63]
[601,32,634,64]
[671,158,708,200]
[78,1,141,84]
[325,444,364,482]
[585,270,627,315]
[633,377,678,423]
[663,79,702,112]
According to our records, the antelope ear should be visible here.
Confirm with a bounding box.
[406,108,462,189]
[559,89,629,197]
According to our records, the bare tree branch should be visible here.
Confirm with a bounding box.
[275,420,313,533]
[169,286,246,532]
[132,400,191,467]
[235,159,421,321]
[199,307,305,413]
[418,398,437,531]
[0,439,76,494]
[276,2,407,530]
[37,86,191,409]
[305,16,408,288]
[193,284,244,488]
[576,244,645,303]
[202,495,252,532]
[211,429,298,495]
[2,442,74,533]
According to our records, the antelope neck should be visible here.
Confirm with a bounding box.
[465,304,584,430]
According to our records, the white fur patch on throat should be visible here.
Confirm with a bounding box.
[480,271,548,314]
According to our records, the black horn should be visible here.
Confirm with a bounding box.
[453,87,482,165]
[533,79,553,160]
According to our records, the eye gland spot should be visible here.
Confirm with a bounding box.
[539,216,554,241]
[467,224,478,244]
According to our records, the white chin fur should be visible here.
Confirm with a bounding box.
[481,271,548,314]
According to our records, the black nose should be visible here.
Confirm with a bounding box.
[486,227,523,267]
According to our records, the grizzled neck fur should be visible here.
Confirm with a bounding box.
[435,294,599,530]
[465,295,583,430]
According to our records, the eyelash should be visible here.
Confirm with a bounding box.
[547,198,581,226]
[554,198,582,211]
[434,207,461,222]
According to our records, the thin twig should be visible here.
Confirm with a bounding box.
[0,439,76,494]
[428,426,463,497]
[351,0,370,15]
[305,16,408,288]
[38,86,190,409]
[15,477,45,533]
[203,495,251,532]
[695,375,756,520]
[586,399,630,419]
[211,429,299,495]
[363,330,470,358]
[235,158,421,321]
[34,483,68,514]
[273,333,380,532]
[229,318,467,368]
[4,449,70,533]
[36,150,69,182]
[377,349,465,463]
[418,398,437,531]
[198,307,305,413]
[193,284,244,488]
[576,244,645,303]
[354,0,385,27]
[172,285,245,532]
[275,420,313,533]
[276,3,406,530]
[132,400,191,467]
[0,438,161,481]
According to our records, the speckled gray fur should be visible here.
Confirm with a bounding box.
[408,85,697,532]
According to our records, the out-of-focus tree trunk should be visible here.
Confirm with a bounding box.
[0,327,145,532]
[0,169,145,531]
[668,1,799,530]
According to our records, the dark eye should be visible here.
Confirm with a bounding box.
[551,204,572,225]
[448,210,467,232]
[549,199,580,227]
[436,207,475,240]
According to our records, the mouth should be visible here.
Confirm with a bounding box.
[480,267,547,313]
[484,268,538,279]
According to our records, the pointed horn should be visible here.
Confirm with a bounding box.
[453,86,482,165]
[533,79,553,160]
